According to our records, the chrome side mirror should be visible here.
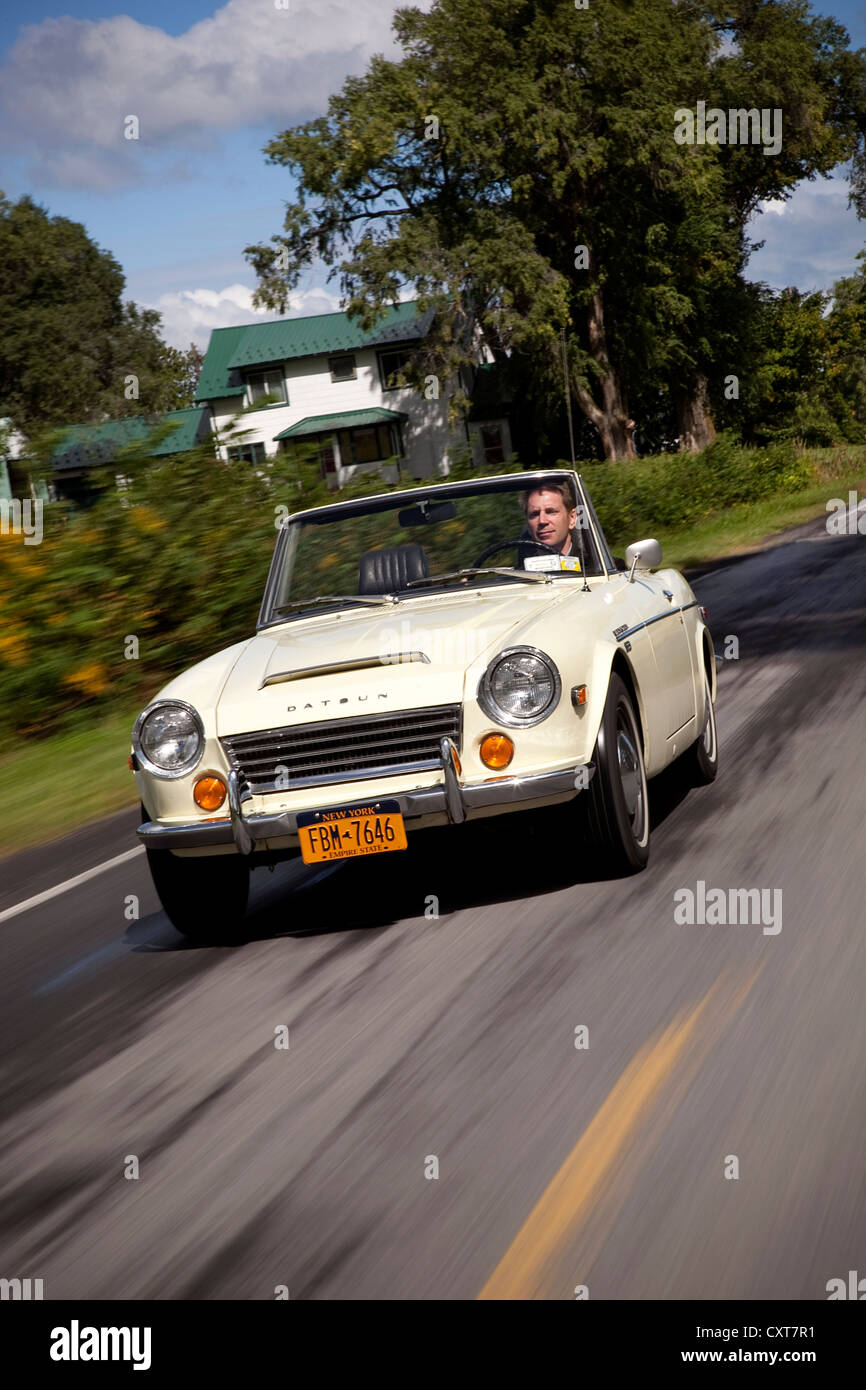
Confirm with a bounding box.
[624,538,662,581]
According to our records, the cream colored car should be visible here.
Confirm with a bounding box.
[133,470,718,939]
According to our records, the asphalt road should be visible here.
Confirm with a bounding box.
[1,509,865,1300]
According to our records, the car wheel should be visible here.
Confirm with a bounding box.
[584,673,650,873]
[145,841,250,941]
[682,665,718,786]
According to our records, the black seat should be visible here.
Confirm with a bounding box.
[358,543,430,594]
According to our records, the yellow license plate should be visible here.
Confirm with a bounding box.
[296,799,408,864]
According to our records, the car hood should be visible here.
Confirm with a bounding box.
[214,585,568,735]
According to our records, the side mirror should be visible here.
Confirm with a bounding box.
[624,538,662,579]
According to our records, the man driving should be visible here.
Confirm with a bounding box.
[521,481,579,559]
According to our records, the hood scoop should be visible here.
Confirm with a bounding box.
[259,651,430,690]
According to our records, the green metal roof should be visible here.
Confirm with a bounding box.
[52,408,207,472]
[274,407,406,440]
[195,302,433,402]
[193,324,248,402]
[150,407,208,455]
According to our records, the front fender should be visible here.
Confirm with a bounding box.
[584,641,653,768]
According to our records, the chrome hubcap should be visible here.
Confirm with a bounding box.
[617,721,641,818]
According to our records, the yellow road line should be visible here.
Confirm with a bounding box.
[478,968,761,1300]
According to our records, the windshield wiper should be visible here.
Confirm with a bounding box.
[404,568,550,590]
[273,593,401,615]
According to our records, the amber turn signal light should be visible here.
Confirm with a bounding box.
[571,684,587,708]
[193,776,227,811]
[480,733,514,770]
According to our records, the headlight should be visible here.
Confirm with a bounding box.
[478,647,561,727]
[132,700,205,778]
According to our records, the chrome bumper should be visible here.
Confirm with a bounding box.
[138,749,595,853]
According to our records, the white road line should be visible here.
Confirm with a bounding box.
[0,846,145,925]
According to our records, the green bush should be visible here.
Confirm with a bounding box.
[584,433,813,550]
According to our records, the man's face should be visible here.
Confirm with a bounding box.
[524,488,577,552]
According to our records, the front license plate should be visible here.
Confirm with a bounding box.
[296,799,408,865]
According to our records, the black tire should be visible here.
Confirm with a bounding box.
[584,673,650,874]
[146,844,250,941]
[681,664,718,786]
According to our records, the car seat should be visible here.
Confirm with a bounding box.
[358,543,430,594]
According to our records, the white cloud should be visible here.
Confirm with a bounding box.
[746,173,864,293]
[0,0,413,190]
[150,282,341,349]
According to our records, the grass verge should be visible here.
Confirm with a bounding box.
[659,468,866,570]
[0,708,139,859]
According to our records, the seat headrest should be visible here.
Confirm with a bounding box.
[358,543,430,595]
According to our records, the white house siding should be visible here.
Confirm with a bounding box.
[206,350,468,480]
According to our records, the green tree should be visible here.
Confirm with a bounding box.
[246,0,724,460]
[0,193,193,435]
[820,253,866,440]
[673,1,866,448]
[713,285,835,442]
[245,0,866,460]
[102,304,201,417]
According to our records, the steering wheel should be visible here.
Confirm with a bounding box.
[472,535,566,568]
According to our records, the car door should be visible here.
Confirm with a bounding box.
[575,474,697,750]
[631,574,698,739]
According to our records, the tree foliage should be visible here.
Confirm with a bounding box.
[246,0,866,459]
[0,193,196,436]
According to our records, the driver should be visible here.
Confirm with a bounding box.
[521,482,579,559]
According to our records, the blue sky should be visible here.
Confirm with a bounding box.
[0,0,864,349]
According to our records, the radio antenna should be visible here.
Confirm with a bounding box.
[560,327,590,590]
[561,326,576,467]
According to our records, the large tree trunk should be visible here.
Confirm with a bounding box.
[571,287,636,461]
[675,375,716,452]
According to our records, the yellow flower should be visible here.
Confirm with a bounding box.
[134,507,165,534]
[0,632,27,664]
[64,662,111,696]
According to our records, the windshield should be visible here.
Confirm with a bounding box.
[261,473,607,625]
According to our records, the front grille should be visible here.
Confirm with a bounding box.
[221,704,462,794]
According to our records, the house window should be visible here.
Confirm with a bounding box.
[479,424,505,466]
[245,369,287,408]
[329,354,357,382]
[227,442,267,464]
[378,348,413,390]
[337,423,401,466]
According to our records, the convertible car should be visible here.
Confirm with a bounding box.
[132,469,717,938]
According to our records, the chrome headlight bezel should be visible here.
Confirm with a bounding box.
[132,699,205,780]
[477,646,562,728]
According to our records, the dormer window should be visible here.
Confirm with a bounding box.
[246,369,287,408]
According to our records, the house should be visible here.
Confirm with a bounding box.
[1,418,49,504]
[48,407,210,504]
[194,301,512,485]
